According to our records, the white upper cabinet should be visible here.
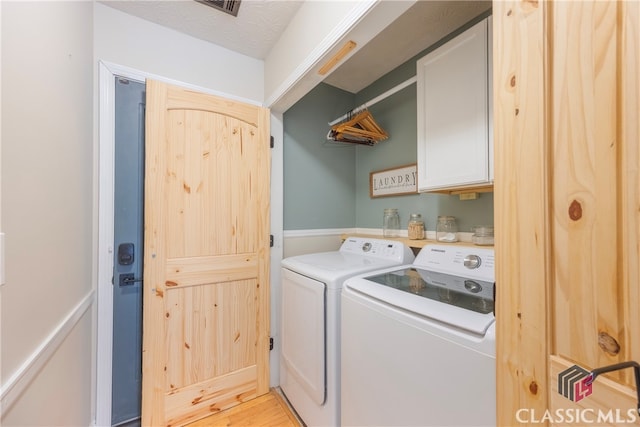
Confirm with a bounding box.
[417,17,492,192]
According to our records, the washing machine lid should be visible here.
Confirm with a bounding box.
[282,252,403,288]
[344,267,495,336]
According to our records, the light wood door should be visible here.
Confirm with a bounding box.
[495,0,639,425]
[141,80,271,427]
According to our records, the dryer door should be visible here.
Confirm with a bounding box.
[281,268,326,405]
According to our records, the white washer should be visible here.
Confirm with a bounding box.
[280,237,414,427]
[341,244,496,427]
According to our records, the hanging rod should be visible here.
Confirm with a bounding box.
[328,76,417,126]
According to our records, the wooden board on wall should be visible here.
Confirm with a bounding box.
[493,0,549,424]
[494,0,640,425]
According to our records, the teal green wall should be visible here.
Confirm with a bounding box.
[283,83,357,230]
[284,11,494,233]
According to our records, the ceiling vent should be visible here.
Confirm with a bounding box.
[196,0,241,17]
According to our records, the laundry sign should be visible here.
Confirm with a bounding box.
[369,163,418,198]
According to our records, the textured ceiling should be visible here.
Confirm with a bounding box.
[102,0,492,94]
[101,0,304,59]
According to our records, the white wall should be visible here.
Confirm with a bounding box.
[94,2,264,103]
[1,1,94,425]
[283,233,344,259]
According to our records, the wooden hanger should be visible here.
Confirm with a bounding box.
[329,109,388,145]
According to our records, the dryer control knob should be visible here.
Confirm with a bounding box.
[464,254,482,269]
[362,242,372,252]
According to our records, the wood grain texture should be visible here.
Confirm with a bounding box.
[165,280,257,390]
[142,80,270,427]
[620,0,640,389]
[550,0,621,373]
[493,0,549,424]
[495,0,640,423]
[142,79,170,427]
[165,254,259,288]
[166,366,258,426]
[339,233,493,250]
[185,389,301,427]
[548,0,639,405]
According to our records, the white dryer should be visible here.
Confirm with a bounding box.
[280,237,414,427]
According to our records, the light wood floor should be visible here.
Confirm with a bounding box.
[185,389,302,427]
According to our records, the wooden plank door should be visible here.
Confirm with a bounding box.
[141,80,271,427]
[495,0,640,425]
[546,1,640,420]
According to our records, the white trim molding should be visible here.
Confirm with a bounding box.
[95,60,118,427]
[0,290,95,412]
[100,61,263,107]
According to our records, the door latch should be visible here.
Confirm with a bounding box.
[585,361,640,415]
[119,273,143,287]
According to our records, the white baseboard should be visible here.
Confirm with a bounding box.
[0,289,95,412]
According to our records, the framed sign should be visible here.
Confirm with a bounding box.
[369,163,418,198]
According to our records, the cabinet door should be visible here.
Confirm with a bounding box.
[417,19,488,191]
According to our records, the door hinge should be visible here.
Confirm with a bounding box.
[270,337,274,351]
[270,136,274,148]
[270,235,274,247]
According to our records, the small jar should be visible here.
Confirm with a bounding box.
[472,226,494,246]
[383,208,400,237]
[407,213,425,240]
[436,216,458,242]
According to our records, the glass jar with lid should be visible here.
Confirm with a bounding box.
[407,213,425,240]
[383,208,400,237]
[472,225,494,246]
[436,216,458,242]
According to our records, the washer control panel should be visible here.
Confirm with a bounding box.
[415,244,495,282]
[463,254,482,269]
